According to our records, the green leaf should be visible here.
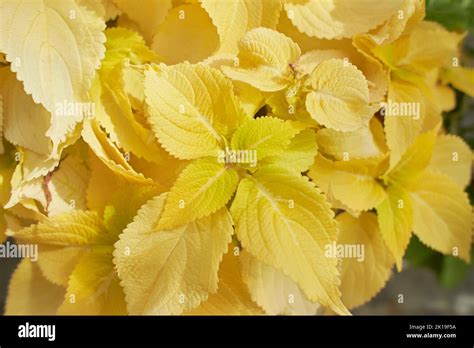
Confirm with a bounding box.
[405,235,442,271]
[426,0,474,32]
[438,254,471,288]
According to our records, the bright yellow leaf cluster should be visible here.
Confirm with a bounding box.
[0,0,472,315]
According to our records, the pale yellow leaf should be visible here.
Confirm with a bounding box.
[441,66,474,97]
[81,117,155,184]
[113,0,171,43]
[0,94,3,154]
[384,78,427,169]
[13,209,111,287]
[152,4,219,64]
[240,251,320,315]
[376,185,413,270]
[201,0,282,54]
[284,0,403,39]
[410,171,472,262]
[157,157,239,230]
[222,27,301,92]
[308,154,387,212]
[262,128,318,173]
[354,0,425,48]
[316,118,387,160]
[230,116,302,161]
[0,0,106,151]
[59,250,127,315]
[305,59,375,131]
[428,134,472,189]
[203,54,266,117]
[386,130,437,186]
[187,249,262,315]
[0,68,51,156]
[337,212,394,309]
[47,154,89,216]
[114,194,233,315]
[6,259,65,315]
[373,21,464,75]
[230,165,348,314]
[145,62,246,159]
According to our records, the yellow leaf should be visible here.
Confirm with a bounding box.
[305,59,375,131]
[187,249,262,315]
[0,94,3,154]
[441,66,474,97]
[203,55,266,117]
[294,39,389,103]
[276,11,316,53]
[34,245,88,286]
[81,117,155,184]
[265,87,316,125]
[308,154,387,212]
[0,151,17,241]
[145,62,246,159]
[383,78,427,169]
[376,185,413,270]
[103,184,165,237]
[100,27,158,69]
[296,48,347,74]
[201,0,282,54]
[152,4,219,64]
[354,0,425,48]
[230,165,348,314]
[6,259,65,315]
[410,171,472,262]
[386,130,437,186]
[113,0,171,43]
[5,166,49,220]
[435,84,456,112]
[127,154,188,190]
[59,250,127,315]
[262,128,318,173]
[47,154,89,216]
[114,194,233,314]
[92,68,166,163]
[122,65,147,110]
[222,28,301,92]
[157,158,239,230]
[373,21,464,75]
[0,0,106,151]
[0,68,51,156]
[233,81,265,117]
[284,0,403,39]
[92,29,166,163]
[78,0,122,21]
[337,212,394,309]
[240,251,320,315]
[13,210,106,245]
[230,116,302,162]
[316,118,387,160]
[86,152,125,214]
[14,210,108,285]
[428,135,472,189]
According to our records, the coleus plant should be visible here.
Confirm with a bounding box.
[0,0,472,315]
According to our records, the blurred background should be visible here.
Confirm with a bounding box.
[358,0,474,315]
[0,0,473,315]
